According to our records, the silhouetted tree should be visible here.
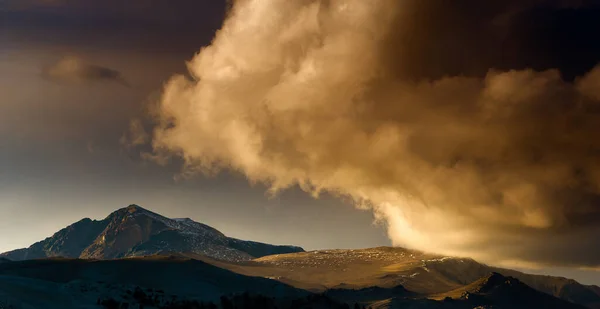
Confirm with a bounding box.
[206,302,218,309]
[100,298,120,309]
[220,296,234,309]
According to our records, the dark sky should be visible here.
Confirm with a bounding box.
[1,0,600,285]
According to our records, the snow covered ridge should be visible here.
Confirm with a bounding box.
[0,204,304,263]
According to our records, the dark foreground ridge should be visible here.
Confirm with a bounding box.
[0,257,590,309]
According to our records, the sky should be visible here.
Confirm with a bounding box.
[0,0,390,255]
[1,0,600,285]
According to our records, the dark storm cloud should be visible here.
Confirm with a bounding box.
[145,0,600,268]
[383,0,600,81]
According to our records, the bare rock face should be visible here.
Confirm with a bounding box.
[80,205,171,259]
[1,204,304,262]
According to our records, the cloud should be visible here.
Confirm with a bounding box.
[144,0,600,268]
[42,56,128,86]
[121,118,150,148]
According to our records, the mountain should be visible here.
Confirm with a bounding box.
[204,247,600,308]
[425,254,600,309]
[438,272,585,309]
[0,204,304,262]
[371,273,586,309]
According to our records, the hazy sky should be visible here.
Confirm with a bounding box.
[1,0,600,285]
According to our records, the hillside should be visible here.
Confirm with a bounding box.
[201,247,600,308]
[204,247,461,293]
[0,205,303,262]
[434,272,585,309]
[0,255,311,308]
[425,256,600,308]
[369,273,586,309]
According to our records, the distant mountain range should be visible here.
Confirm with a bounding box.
[1,205,599,309]
[0,204,304,262]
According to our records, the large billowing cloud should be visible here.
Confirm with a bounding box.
[146,0,600,267]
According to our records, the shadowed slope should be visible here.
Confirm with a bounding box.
[432,272,586,309]
[0,218,109,260]
[368,273,586,309]
[0,255,308,301]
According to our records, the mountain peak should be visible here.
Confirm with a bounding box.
[474,272,515,293]
[1,205,304,262]
[125,204,145,212]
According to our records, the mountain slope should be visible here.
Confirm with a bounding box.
[425,255,600,309]
[434,272,586,309]
[371,273,586,309]
[0,205,304,262]
[205,247,600,308]
[325,284,414,304]
[0,255,309,309]
[0,218,109,261]
[214,247,456,292]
